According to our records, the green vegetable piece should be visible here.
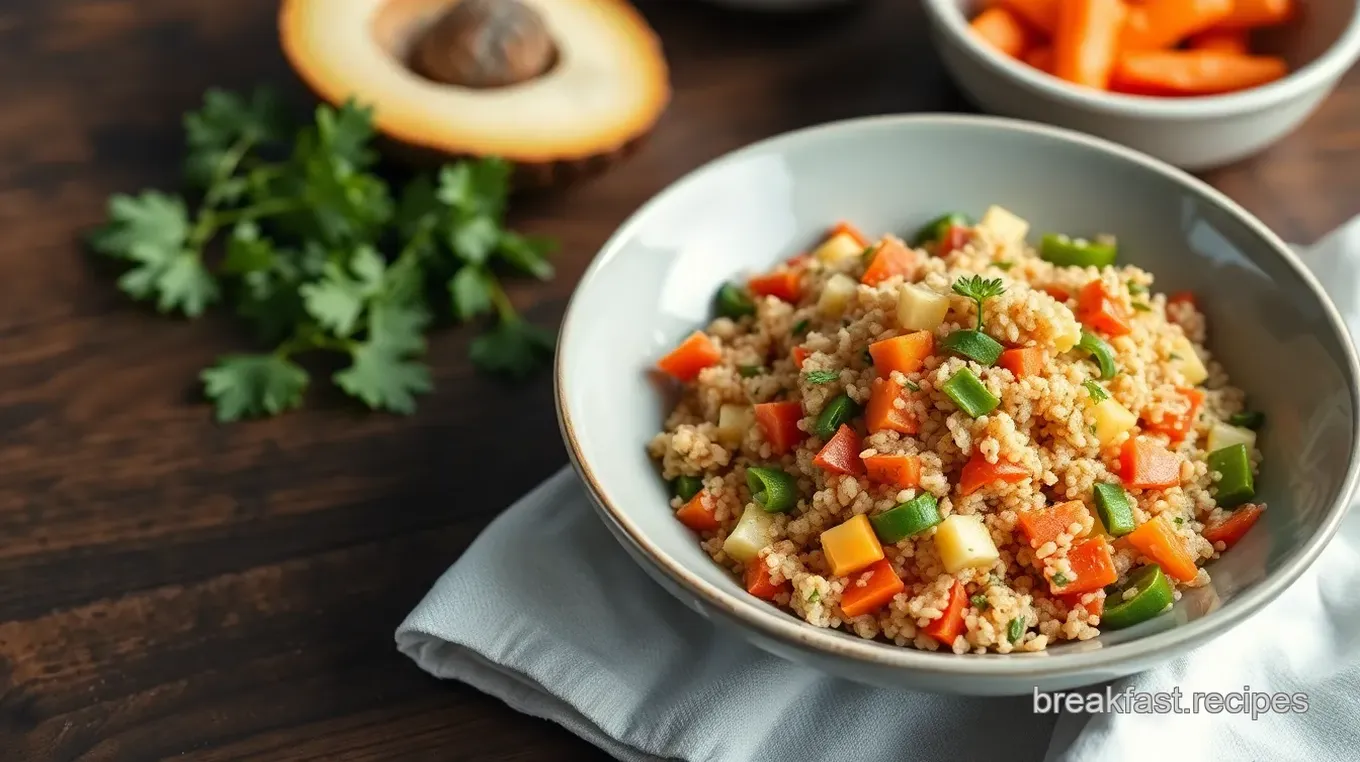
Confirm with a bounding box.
[792,319,810,336]
[1039,233,1118,268]
[1207,443,1255,507]
[1007,617,1025,643]
[971,594,989,610]
[912,212,972,246]
[715,282,756,319]
[813,394,860,439]
[869,494,942,544]
[1093,482,1136,537]
[804,370,839,385]
[1078,331,1118,380]
[672,476,703,502]
[746,467,798,514]
[1102,564,1174,630]
[1082,380,1109,402]
[1228,411,1265,430]
[942,368,999,418]
[941,330,1004,366]
[738,365,765,378]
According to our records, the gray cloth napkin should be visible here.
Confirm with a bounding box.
[398,220,1360,762]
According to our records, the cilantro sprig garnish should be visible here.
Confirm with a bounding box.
[89,88,557,421]
[952,275,1006,331]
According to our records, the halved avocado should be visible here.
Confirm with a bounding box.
[280,0,671,187]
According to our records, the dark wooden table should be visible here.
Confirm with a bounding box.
[1,0,1356,759]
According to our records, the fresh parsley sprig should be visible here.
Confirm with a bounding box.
[89,87,557,421]
[952,275,1006,331]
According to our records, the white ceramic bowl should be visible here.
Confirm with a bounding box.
[555,114,1360,695]
[921,0,1360,170]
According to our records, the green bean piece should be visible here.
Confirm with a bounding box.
[941,329,1004,366]
[1207,443,1255,508]
[870,494,942,544]
[1078,331,1118,379]
[1040,233,1118,268]
[813,394,860,439]
[911,212,972,246]
[942,368,999,418]
[1093,482,1136,537]
[1101,565,1174,630]
[714,283,755,319]
[738,365,765,378]
[1228,411,1265,430]
[671,475,704,503]
[746,466,798,514]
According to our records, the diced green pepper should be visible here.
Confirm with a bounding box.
[738,365,765,378]
[1078,330,1118,380]
[746,467,798,513]
[1093,482,1135,537]
[1040,233,1118,268]
[941,329,1004,366]
[870,493,941,544]
[1101,564,1174,630]
[813,394,860,439]
[714,283,755,319]
[1228,411,1265,430]
[1207,443,1255,507]
[912,212,972,246]
[942,368,999,418]
[672,475,703,502]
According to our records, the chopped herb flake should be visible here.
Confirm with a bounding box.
[792,319,810,336]
[952,275,1007,332]
[905,380,921,392]
[995,261,1014,271]
[1007,617,1025,643]
[861,348,873,365]
[1051,571,1071,587]
[1082,380,1109,402]
[1168,352,1182,361]
[970,594,989,610]
[807,589,821,603]
[1132,302,1152,312]
[804,370,839,384]
[738,365,765,378]
[1174,516,1184,526]
[1127,282,1147,296]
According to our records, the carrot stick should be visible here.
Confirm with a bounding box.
[1218,0,1295,29]
[971,7,1033,59]
[998,0,1061,35]
[1112,51,1288,96]
[1187,28,1251,55]
[1053,0,1129,90]
[1120,0,1234,52]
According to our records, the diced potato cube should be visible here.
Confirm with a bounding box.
[1170,335,1208,385]
[979,205,1029,244]
[820,514,884,577]
[723,504,773,563]
[934,514,1000,573]
[1052,320,1081,353]
[1092,398,1137,446]
[897,282,950,331]
[717,404,754,448]
[812,232,865,268]
[1207,420,1257,453]
[819,272,859,317]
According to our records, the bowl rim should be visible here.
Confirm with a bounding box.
[554,113,1360,681]
[920,0,1360,119]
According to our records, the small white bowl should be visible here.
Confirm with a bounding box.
[921,0,1360,170]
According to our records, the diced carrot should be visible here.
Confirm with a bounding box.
[748,270,802,303]
[676,490,721,532]
[1053,0,1128,90]
[866,377,918,435]
[814,425,865,476]
[1043,285,1071,302]
[999,346,1045,378]
[869,331,935,376]
[1018,500,1092,548]
[1058,590,1104,617]
[1202,504,1265,549]
[971,7,1033,58]
[1142,387,1204,445]
[861,237,921,287]
[1111,51,1288,96]
[958,451,1030,496]
[754,401,804,455]
[1218,0,1295,29]
[863,454,921,488]
[998,0,1060,34]
[1119,438,1183,489]
[840,559,906,618]
[830,221,869,248]
[792,346,811,369]
[922,580,968,646]
[657,331,722,382]
[1025,45,1055,73]
[940,224,972,255]
[1126,515,1199,582]
[1120,0,1234,52]
[1167,290,1197,309]
[785,252,812,269]
[745,557,789,600]
[1055,535,1119,593]
[1078,280,1132,337]
[1188,28,1250,55]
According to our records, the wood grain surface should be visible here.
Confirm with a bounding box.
[0,0,1355,759]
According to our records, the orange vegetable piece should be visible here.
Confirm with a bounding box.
[922,580,968,646]
[754,401,805,455]
[940,224,972,255]
[745,558,789,600]
[830,220,869,248]
[792,346,811,369]
[840,559,906,618]
[676,490,721,532]
[1058,590,1104,617]
[1167,290,1197,308]
[865,377,918,435]
[868,331,934,377]
[785,252,811,268]
[998,0,1060,34]
[1202,504,1265,549]
[958,451,1030,496]
[1126,515,1199,582]
[1018,500,1091,548]
[1143,387,1204,445]
[1119,438,1183,489]
[748,270,802,303]
[1188,28,1250,55]
[863,454,921,488]
[1112,51,1288,96]
[1218,0,1295,29]
[657,331,722,382]
[999,346,1045,378]
[861,237,921,287]
[1078,280,1133,337]
[1025,45,1055,73]
[1120,0,1234,52]
[1055,535,1119,593]
[1053,0,1128,90]
[814,425,865,476]
[971,6,1033,58]
[1042,285,1071,302]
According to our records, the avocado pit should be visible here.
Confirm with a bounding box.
[410,0,558,89]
